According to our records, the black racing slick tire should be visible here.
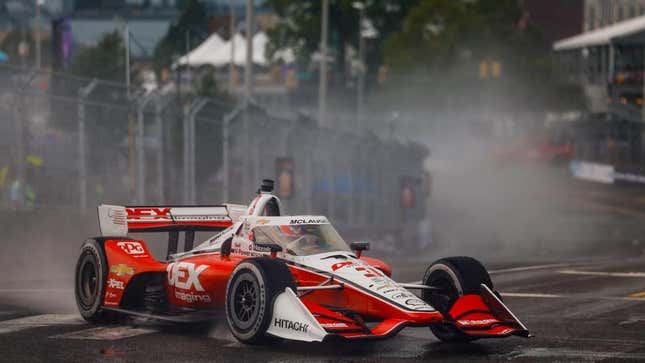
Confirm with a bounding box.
[74,239,119,323]
[225,258,296,344]
[421,256,493,343]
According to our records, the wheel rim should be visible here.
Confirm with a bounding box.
[425,270,459,313]
[229,272,260,331]
[78,255,99,308]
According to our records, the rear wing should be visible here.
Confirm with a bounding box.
[98,204,247,237]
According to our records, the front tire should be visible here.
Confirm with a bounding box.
[422,256,493,342]
[225,258,296,344]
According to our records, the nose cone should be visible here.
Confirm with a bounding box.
[312,253,434,312]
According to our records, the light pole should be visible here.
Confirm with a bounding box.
[35,0,43,69]
[123,22,131,96]
[318,0,329,127]
[116,16,131,95]
[78,79,99,210]
[244,0,254,106]
[353,2,366,132]
[229,0,236,93]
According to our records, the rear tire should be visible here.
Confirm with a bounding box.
[422,256,493,342]
[74,239,120,323]
[225,258,296,344]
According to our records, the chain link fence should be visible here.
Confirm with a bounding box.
[0,64,429,242]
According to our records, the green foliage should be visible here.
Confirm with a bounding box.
[153,0,209,72]
[265,0,415,79]
[0,31,33,65]
[195,69,219,98]
[382,0,526,71]
[0,30,51,67]
[70,31,125,82]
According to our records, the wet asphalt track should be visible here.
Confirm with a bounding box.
[3,257,645,362]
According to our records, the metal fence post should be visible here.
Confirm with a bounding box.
[136,92,158,204]
[78,79,98,210]
[183,103,190,203]
[184,98,208,204]
[13,96,25,207]
[222,104,243,202]
[155,95,164,204]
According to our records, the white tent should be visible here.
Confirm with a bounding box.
[176,31,295,68]
[554,15,645,51]
[177,32,274,68]
[177,33,224,66]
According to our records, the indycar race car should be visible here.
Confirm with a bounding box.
[75,179,529,343]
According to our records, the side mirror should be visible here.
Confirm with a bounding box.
[350,241,370,258]
[220,237,232,258]
[254,242,283,258]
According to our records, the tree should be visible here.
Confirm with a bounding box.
[153,0,209,72]
[70,31,125,82]
[265,0,417,83]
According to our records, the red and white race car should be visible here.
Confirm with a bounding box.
[75,180,529,344]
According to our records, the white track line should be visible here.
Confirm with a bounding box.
[558,270,645,278]
[0,289,72,293]
[0,314,82,334]
[502,292,645,302]
[490,263,574,274]
[404,263,577,285]
[51,326,157,340]
[501,292,562,298]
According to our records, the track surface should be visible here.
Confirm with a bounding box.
[3,166,645,361]
[2,257,645,362]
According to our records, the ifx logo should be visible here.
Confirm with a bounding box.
[126,207,172,220]
[167,262,208,291]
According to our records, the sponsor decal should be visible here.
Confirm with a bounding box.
[321,322,348,328]
[175,290,212,304]
[370,276,388,284]
[234,250,265,257]
[108,278,125,290]
[110,264,134,277]
[405,298,429,307]
[107,208,126,226]
[167,262,208,291]
[252,244,271,253]
[126,207,172,220]
[458,318,498,327]
[392,292,415,300]
[380,288,398,294]
[256,219,270,225]
[331,261,354,271]
[273,318,309,333]
[376,283,397,291]
[116,241,146,256]
[331,261,383,278]
[289,218,327,225]
[104,291,118,299]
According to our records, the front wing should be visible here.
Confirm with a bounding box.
[265,284,529,342]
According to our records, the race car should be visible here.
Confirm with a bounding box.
[75,179,529,343]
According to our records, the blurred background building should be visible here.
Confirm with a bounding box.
[584,0,645,31]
